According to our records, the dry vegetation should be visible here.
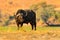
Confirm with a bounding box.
[0,26,60,40]
[0,0,60,40]
[0,31,60,40]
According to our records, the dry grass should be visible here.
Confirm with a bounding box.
[0,26,60,40]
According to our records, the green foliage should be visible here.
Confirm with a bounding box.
[4,20,10,26]
[9,16,14,20]
[30,2,56,23]
[40,2,55,23]
[55,11,60,22]
[30,4,38,11]
[4,16,14,26]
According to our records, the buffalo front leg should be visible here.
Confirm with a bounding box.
[17,23,19,30]
[21,23,23,27]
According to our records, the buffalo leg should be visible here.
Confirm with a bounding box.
[17,23,19,30]
[21,23,23,27]
[34,24,36,30]
[32,25,34,30]
[30,23,34,30]
[34,22,36,30]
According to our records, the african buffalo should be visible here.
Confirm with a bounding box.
[14,9,36,30]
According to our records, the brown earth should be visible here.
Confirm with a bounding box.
[0,30,60,40]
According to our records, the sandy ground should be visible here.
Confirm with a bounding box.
[0,31,60,40]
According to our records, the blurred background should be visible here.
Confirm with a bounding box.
[0,0,60,26]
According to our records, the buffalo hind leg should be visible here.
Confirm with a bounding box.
[31,24,36,30]
[34,24,36,30]
[32,25,34,30]
[30,23,34,30]
[34,22,36,30]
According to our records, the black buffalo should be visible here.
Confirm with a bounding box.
[14,9,36,30]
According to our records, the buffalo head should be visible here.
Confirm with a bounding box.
[14,13,24,23]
